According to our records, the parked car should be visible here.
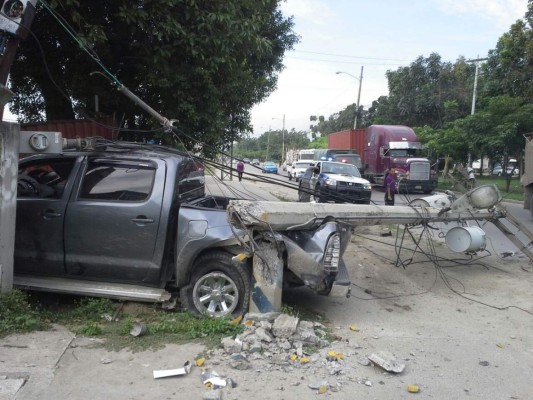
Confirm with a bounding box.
[251,158,260,166]
[243,157,251,164]
[262,161,278,174]
[492,164,519,176]
[298,161,372,204]
[288,161,314,182]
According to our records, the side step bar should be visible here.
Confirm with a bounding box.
[14,275,172,303]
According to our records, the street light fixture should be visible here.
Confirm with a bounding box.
[336,66,364,129]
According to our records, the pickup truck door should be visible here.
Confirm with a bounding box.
[15,156,78,276]
[64,157,164,284]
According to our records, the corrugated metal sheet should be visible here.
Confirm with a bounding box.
[20,118,119,140]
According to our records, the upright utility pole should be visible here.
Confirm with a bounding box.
[282,114,285,164]
[467,57,488,166]
[354,66,363,129]
[0,0,38,293]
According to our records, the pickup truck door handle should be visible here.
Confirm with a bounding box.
[131,216,155,225]
[41,209,62,219]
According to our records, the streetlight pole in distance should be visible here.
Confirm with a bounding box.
[336,67,364,129]
[272,115,285,165]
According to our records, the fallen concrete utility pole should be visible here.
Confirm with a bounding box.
[228,185,506,314]
[227,186,504,231]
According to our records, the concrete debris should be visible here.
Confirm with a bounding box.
[368,351,406,373]
[244,312,281,322]
[221,337,242,354]
[308,380,329,390]
[272,314,300,338]
[254,327,274,343]
[229,354,250,370]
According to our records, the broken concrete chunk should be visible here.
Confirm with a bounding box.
[245,312,281,322]
[255,327,274,343]
[272,314,299,338]
[260,320,273,330]
[229,354,250,370]
[221,337,242,354]
[368,351,406,373]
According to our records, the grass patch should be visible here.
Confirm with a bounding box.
[437,175,524,202]
[0,290,49,335]
[0,292,244,351]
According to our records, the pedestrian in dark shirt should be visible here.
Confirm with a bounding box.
[385,168,397,205]
[236,160,244,182]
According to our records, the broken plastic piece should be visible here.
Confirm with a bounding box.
[407,384,420,393]
[229,315,243,325]
[196,358,205,367]
[153,361,191,379]
[349,325,359,331]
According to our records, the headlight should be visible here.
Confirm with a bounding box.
[325,178,336,186]
[364,183,372,190]
[323,233,341,274]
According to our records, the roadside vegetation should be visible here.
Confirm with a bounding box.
[0,290,328,351]
[437,175,524,202]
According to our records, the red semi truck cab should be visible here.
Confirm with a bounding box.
[328,125,438,194]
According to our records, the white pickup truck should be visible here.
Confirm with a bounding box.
[288,161,315,182]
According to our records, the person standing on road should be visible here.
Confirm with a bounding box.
[236,160,245,182]
[385,168,397,205]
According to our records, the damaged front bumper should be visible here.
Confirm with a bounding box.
[281,220,352,297]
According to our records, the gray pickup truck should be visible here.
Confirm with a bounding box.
[14,143,351,317]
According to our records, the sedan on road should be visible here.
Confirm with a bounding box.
[262,161,278,174]
[298,161,372,204]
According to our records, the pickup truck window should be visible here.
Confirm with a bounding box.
[18,159,75,199]
[79,160,156,201]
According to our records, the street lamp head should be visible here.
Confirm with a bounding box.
[335,71,342,74]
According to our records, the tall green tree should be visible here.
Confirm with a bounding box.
[372,54,474,128]
[10,0,298,156]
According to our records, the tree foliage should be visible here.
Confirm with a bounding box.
[10,0,298,156]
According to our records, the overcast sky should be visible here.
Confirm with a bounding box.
[251,0,529,136]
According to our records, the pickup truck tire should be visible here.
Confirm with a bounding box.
[288,174,292,181]
[313,185,324,203]
[181,251,251,318]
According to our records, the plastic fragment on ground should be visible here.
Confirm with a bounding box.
[300,356,310,364]
[229,315,243,325]
[349,325,359,331]
[153,361,191,379]
[196,358,205,367]
[407,384,420,393]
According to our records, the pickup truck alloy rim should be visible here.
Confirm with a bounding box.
[192,272,239,317]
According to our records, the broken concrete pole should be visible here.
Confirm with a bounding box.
[227,198,503,232]
[250,240,283,313]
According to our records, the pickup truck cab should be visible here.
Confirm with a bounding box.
[14,143,351,317]
[298,161,372,204]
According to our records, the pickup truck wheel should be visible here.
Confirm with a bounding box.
[288,174,292,181]
[313,185,324,203]
[181,251,251,318]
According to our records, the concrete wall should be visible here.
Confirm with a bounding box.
[0,122,19,292]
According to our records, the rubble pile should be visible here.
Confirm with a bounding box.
[198,312,410,397]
